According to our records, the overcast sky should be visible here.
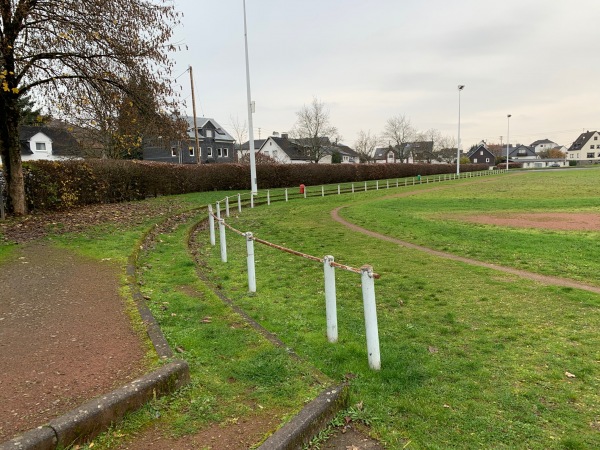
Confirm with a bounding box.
[170,0,600,149]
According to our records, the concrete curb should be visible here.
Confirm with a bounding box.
[1,360,189,450]
[258,383,349,450]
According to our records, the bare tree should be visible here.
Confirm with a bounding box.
[0,0,181,214]
[354,130,378,163]
[229,115,248,160]
[381,115,416,162]
[435,135,458,163]
[292,97,338,163]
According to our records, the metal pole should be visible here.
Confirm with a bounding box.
[208,205,215,246]
[243,0,257,194]
[506,114,511,170]
[361,265,381,370]
[323,255,338,343]
[219,219,227,263]
[238,193,242,213]
[246,232,256,292]
[457,85,464,175]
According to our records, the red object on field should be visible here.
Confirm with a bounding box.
[299,184,305,194]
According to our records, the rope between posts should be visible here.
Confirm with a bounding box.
[209,211,381,279]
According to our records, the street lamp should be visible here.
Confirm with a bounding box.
[506,114,511,170]
[457,85,465,175]
[243,0,258,194]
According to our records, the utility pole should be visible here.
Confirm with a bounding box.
[500,136,503,147]
[189,66,201,164]
[243,0,258,194]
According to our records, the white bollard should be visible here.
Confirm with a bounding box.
[225,196,230,217]
[267,190,271,205]
[208,205,216,246]
[285,188,288,202]
[323,255,338,343]
[246,232,256,293]
[216,201,221,219]
[238,193,242,213]
[322,186,324,197]
[218,219,227,263]
[361,265,381,370]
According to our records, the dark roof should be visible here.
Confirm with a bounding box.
[373,147,394,160]
[530,139,556,146]
[328,144,359,158]
[19,125,81,156]
[408,141,435,160]
[466,143,491,158]
[568,131,598,151]
[184,117,234,141]
[240,139,266,151]
[509,145,536,157]
[267,136,311,161]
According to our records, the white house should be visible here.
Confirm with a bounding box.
[19,126,81,161]
[567,131,600,163]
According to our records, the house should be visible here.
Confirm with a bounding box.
[238,139,266,162]
[567,130,600,163]
[530,139,560,153]
[373,147,397,163]
[259,134,312,164]
[19,125,81,161]
[320,144,360,164]
[508,144,538,160]
[409,141,436,163]
[143,117,235,164]
[467,143,496,167]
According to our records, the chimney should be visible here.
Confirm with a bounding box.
[281,133,288,139]
[272,131,280,137]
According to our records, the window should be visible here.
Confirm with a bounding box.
[35,142,47,151]
[480,150,484,155]
[595,136,598,140]
[207,147,212,157]
[205,129,213,138]
[217,148,223,157]
[189,146,194,157]
[343,155,350,162]
[486,158,490,162]
[587,153,594,158]
[171,147,177,157]
[473,158,478,163]
[591,145,595,149]
[517,149,527,156]
[223,148,229,157]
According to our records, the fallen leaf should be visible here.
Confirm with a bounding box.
[428,346,438,353]
[175,346,185,353]
[565,371,576,378]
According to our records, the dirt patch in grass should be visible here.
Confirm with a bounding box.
[455,212,600,231]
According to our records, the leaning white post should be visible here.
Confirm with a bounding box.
[285,188,288,202]
[208,205,216,246]
[218,219,227,262]
[225,196,230,217]
[323,255,338,343]
[267,190,271,205]
[245,232,256,293]
[238,193,242,213]
[216,201,221,219]
[361,265,381,370]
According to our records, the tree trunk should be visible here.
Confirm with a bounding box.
[0,96,27,215]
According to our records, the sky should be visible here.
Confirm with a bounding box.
[169,0,600,149]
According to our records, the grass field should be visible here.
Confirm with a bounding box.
[199,168,600,449]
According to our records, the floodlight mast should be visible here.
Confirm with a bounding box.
[243,0,257,194]
[457,85,465,175]
[506,114,512,170]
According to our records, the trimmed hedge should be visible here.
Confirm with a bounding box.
[22,159,489,212]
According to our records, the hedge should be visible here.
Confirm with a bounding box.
[21,159,489,212]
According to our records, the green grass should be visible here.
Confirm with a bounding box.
[198,169,600,449]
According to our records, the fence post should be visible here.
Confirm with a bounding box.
[361,265,381,370]
[352,183,354,193]
[225,196,230,217]
[304,187,307,199]
[323,255,338,343]
[396,179,399,188]
[208,205,216,246]
[376,180,379,190]
[364,181,367,192]
[267,190,271,206]
[219,219,227,263]
[238,193,242,213]
[216,201,221,219]
[338,185,341,195]
[321,186,325,197]
[285,188,288,202]
[246,232,256,293]
[386,180,389,189]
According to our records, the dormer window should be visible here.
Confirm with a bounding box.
[36,142,47,151]
[206,129,213,138]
